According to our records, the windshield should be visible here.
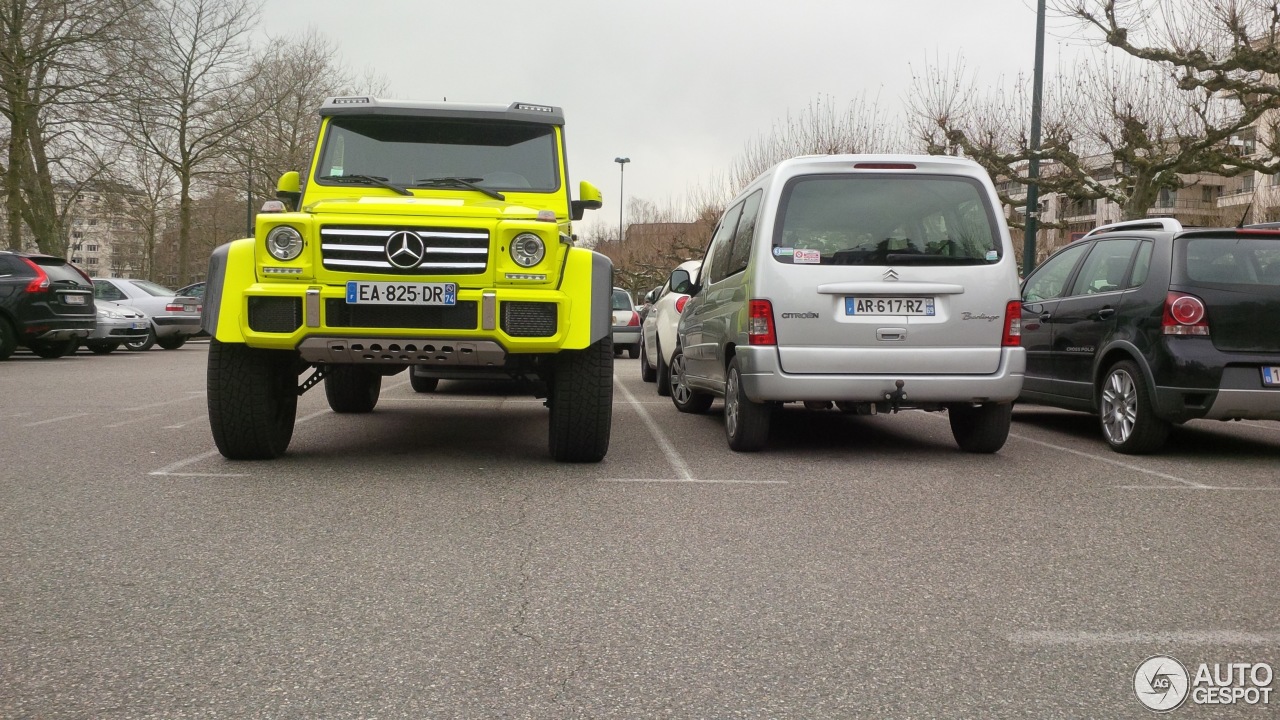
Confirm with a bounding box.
[772,174,1002,266]
[315,116,560,192]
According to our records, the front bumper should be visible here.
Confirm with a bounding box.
[89,317,150,342]
[733,345,1026,403]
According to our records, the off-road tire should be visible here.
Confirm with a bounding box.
[948,402,1012,453]
[410,372,439,393]
[324,365,382,413]
[655,337,671,397]
[88,342,119,355]
[1098,360,1170,454]
[639,336,656,383]
[670,346,713,413]
[30,338,78,359]
[157,334,187,350]
[724,357,770,451]
[0,317,17,360]
[125,326,156,351]
[548,336,613,463]
[207,339,298,460]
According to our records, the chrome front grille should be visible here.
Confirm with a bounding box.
[320,225,490,275]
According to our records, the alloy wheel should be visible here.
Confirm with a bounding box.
[670,352,691,405]
[1100,367,1138,444]
[725,369,740,438]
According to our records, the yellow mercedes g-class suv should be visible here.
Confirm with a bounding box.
[203,97,613,462]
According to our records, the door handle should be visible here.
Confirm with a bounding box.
[1097,307,1115,319]
[1039,312,1052,322]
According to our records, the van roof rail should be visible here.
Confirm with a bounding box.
[1082,218,1183,238]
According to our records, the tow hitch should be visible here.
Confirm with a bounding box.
[884,380,907,413]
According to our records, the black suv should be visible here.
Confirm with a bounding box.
[1018,218,1280,453]
[0,251,96,359]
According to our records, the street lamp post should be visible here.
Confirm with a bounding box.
[614,157,630,242]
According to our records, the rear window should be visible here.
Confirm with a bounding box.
[611,289,633,310]
[773,174,1002,266]
[130,279,178,296]
[1182,237,1280,286]
[30,257,90,287]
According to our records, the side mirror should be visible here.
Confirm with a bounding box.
[571,180,603,221]
[276,171,301,211]
[670,269,692,295]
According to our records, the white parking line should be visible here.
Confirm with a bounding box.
[150,409,329,476]
[164,414,208,429]
[22,413,89,427]
[1237,421,1280,433]
[1116,486,1280,491]
[123,395,205,412]
[106,413,161,429]
[600,478,788,485]
[1008,630,1280,645]
[612,376,697,482]
[1008,433,1211,488]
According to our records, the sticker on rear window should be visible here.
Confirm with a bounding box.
[986,250,999,261]
[794,249,821,264]
[773,247,794,256]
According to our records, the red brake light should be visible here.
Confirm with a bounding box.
[1162,292,1209,336]
[165,303,184,312]
[748,299,777,345]
[20,257,50,292]
[627,310,639,327]
[1002,300,1022,347]
[853,163,916,170]
[675,295,690,313]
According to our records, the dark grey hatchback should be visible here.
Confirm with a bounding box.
[1018,218,1280,453]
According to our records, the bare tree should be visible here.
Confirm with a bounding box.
[0,0,144,253]
[111,0,267,285]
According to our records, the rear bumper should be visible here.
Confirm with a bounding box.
[734,345,1025,403]
[611,327,640,346]
[1155,367,1280,422]
[152,315,201,337]
[21,317,95,342]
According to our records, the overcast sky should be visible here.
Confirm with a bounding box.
[258,0,1084,235]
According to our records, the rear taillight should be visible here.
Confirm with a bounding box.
[165,303,184,312]
[1002,300,1022,347]
[675,295,689,313]
[748,299,777,345]
[1162,292,1209,336]
[20,258,49,292]
[627,310,639,327]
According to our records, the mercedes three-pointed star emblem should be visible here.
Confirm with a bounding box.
[385,230,425,269]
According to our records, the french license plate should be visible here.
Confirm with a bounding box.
[64,295,86,305]
[845,297,935,316]
[131,321,148,330]
[346,281,457,306]
[1263,366,1280,387]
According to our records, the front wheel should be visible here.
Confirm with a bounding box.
[639,336,656,383]
[948,402,1012,453]
[1098,360,1169,454]
[548,337,613,462]
[125,326,156,351]
[724,357,770,451]
[157,334,187,350]
[670,346,713,413]
[324,365,381,413]
[207,339,298,459]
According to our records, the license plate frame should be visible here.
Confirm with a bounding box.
[64,294,86,305]
[346,281,457,306]
[131,321,148,330]
[1263,366,1280,387]
[845,296,936,316]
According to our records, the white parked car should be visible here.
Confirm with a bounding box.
[611,286,640,358]
[640,259,702,396]
[91,278,202,350]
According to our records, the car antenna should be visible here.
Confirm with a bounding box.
[1237,177,1260,228]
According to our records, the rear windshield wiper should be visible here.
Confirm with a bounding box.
[317,173,411,196]
[886,253,991,265]
[413,176,505,201]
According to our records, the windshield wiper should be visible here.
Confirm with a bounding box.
[317,173,411,196]
[412,176,505,201]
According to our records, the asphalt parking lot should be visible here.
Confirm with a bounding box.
[3,343,1278,718]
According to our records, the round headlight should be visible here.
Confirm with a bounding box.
[266,225,304,261]
[510,233,545,268]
